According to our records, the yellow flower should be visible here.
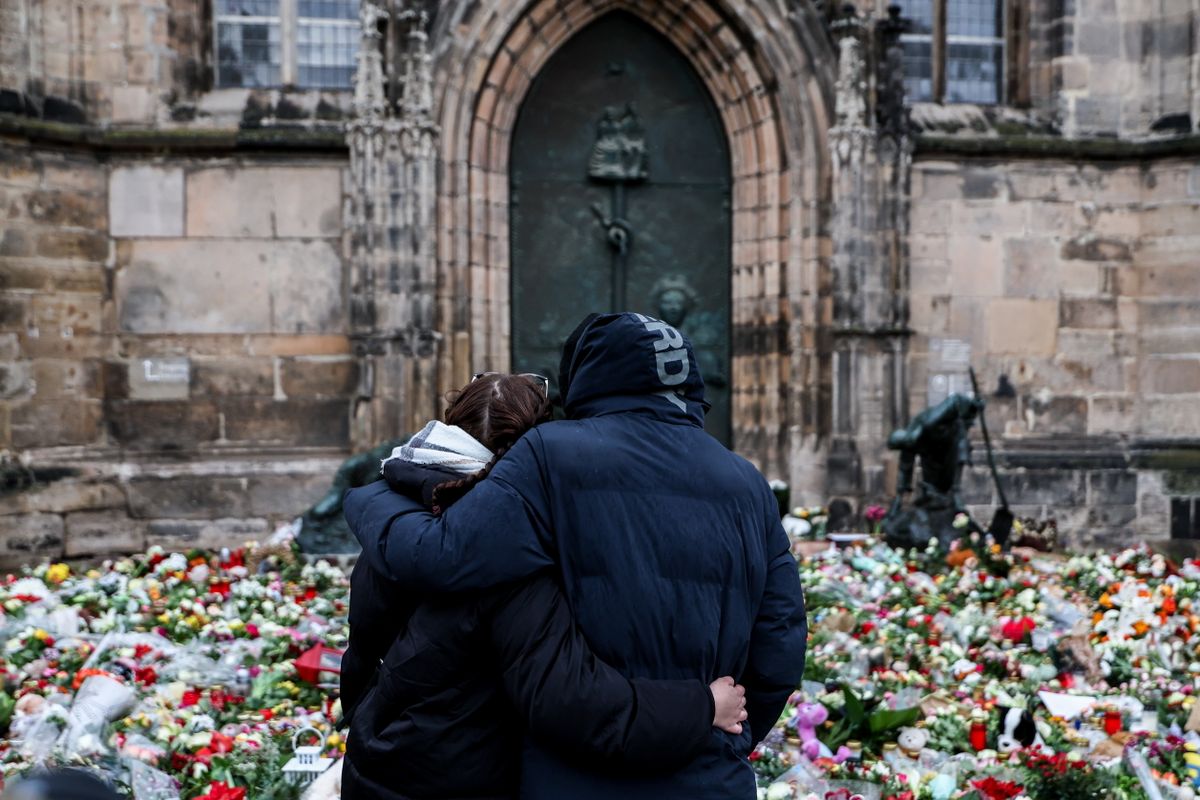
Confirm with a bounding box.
[45,563,70,584]
[33,629,49,641]
[184,615,202,629]
[327,733,342,747]
[157,613,170,624]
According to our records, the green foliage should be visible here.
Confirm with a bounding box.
[824,684,921,751]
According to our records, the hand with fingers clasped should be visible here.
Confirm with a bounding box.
[709,676,748,734]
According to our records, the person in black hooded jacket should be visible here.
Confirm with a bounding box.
[340,372,749,800]
[345,313,807,800]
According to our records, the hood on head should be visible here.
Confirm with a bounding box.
[557,312,706,424]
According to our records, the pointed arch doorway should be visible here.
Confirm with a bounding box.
[508,12,733,443]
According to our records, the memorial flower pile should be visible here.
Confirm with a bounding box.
[754,536,1200,800]
[0,537,347,799]
[5,522,1200,800]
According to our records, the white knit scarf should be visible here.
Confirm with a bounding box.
[380,420,493,475]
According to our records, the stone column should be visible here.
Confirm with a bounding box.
[826,5,912,504]
[346,2,440,450]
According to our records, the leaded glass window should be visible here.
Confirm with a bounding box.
[946,0,1004,104]
[892,0,1006,106]
[898,0,935,102]
[298,0,359,89]
[215,0,359,89]
[215,0,282,88]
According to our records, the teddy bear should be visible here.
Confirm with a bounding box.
[793,702,852,763]
[897,726,929,759]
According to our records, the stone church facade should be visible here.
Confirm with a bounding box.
[1,0,1199,562]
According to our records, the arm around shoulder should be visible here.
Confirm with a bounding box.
[343,435,555,592]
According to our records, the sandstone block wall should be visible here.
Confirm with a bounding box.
[0,142,355,566]
[908,154,1200,547]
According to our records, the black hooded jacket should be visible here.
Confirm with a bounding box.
[345,312,807,800]
[341,461,716,800]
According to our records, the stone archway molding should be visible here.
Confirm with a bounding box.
[429,0,836,481]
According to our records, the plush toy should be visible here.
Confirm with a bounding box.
[1184,742,1200,789]
[897,726,929,759]
[793,703,852,763]
[996,706,1044,753]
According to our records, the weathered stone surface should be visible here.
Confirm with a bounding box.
[1143,358,1200,395]
[1060,298,1118,329]
[279,357,358,398]
[127,476,249,519]
[35,231,108,261]
[117,239,345,334]
[0,480,125,516]
[10,399,103,448]
[1143,397,1200,434]
[1089,470,1138,505]
[219,397,350,447]
[65,511,147,556]
[985,299,1058,355]
[145,518,271,550]
[0,362,31,399]
[948,236,1003,296]
[1061,236,1133,262]
[186,167,342,239]
[106,400,219,449]
[25,189,106,229]
[109,166,184,237]
[1005,469,1087,506]
[1,513,65,568]
[1003,239,1059,299]
[245,473,332,516]
[191,358,274,396]
[111,85,154,124]
[1024,395,1089,435]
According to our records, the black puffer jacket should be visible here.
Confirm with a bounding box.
[346,312,807,800]
[341,462,716,800]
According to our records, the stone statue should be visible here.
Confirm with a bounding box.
[588,104,648,183]
[650,275,727,389]
[882,393,984,550]
[297,437,409,553]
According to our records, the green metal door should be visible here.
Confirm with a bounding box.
[509,12,732,443]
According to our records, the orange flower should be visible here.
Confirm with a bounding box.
[72,668,118,691]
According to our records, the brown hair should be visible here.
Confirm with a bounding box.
[430,374,551,513]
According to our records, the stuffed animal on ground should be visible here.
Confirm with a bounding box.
[996,706,1044,753]
[897,726,929,759]
[793,702,853,763]
[1184,742,1200,789]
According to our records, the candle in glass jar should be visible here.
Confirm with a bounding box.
[970,720,988,751]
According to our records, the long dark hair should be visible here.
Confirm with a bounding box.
[430,374,551,513]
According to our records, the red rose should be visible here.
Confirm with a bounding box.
[210,732,234,754]
[245,624,259,638]
[195,780,246,800]
[181,690,202,708]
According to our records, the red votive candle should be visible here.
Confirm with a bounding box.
[1104,710,1122,736]
[970,720,988,751]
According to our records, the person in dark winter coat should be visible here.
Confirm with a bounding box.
[341,372,750,800]
[345,313,808,800]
